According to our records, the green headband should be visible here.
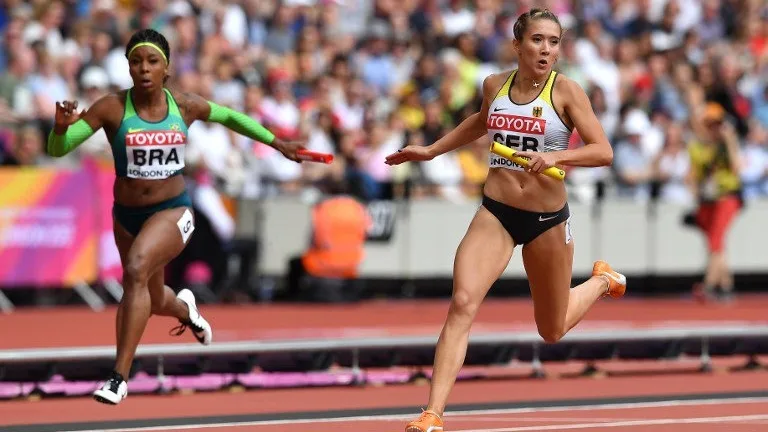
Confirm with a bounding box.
[127,42,168,64]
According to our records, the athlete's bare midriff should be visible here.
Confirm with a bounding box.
[113,175,186,207]
[483,168,567,212]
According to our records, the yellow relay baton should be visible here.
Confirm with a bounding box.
[490,141,566,181]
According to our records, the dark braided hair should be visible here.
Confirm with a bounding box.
[513,8,562,41]
[125,29,171,65]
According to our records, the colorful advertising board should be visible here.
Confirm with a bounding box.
[0,167,98,287]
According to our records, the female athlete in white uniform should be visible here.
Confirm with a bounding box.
[385,9,627,432]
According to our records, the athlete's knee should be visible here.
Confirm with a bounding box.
[123,253,151,287]
[537,326,565,344]
[449,289,482,320]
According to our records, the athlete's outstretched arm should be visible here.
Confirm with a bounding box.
[46,96,113,157]
[177,92,305,163]
[385,74,497,165]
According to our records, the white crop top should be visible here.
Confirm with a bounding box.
[486,69,572,171]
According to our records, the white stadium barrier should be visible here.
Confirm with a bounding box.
[2,325,768,382]
[253,197,768,278]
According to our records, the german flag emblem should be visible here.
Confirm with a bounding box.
[532,106,543,118]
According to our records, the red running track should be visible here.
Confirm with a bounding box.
[211,402,768,432]
[2,296,768,431]
[2,371,768,430]
[2,295,768,349]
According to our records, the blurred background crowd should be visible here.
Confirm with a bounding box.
[0,0,768,203]
[2,0,768,205]
[1,0,768,301]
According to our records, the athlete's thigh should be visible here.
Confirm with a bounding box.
[521,220,574,333]
[127,206,195,279]
[115,216,175,298]
[113,218,135,267]
[453,206,515,302]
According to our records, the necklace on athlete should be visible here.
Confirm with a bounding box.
[532,81,540,88]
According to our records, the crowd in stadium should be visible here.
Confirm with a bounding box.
[1,0,767,207]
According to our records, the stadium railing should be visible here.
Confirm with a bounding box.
[1,324,767,399]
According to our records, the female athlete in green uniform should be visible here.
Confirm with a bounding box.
[46,29,305,405]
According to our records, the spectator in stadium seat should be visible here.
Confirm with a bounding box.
[420,121,466,202]
[388,36,418,97]
[697,0,726,47]
[167,9,199,77]
[88,0,122,44]
[613,109,655,201]
[351,118,402,200]
[397,83,426,131]
[750,82,768,128]
[27,41,72,134]
[293,24,328,80]
[554,35,587,90]
[22,0,66,58]
[0,44,36,129]
[263,3,296,56]
[78,28,114,79]
[74,66,112,160]
[332,76,366,132]
[409,54,442,103]
[356,21,396,97]
[587,83,618,141]
[739,120,768,201]
[439,0,476,38]
[565,128,612,205]
[298,108,338,188]
[707,54,751,138]
[0,122,44,166]
[653,120,693,205]
[663,61,696,123]
[211,56,246,112]
[186,71,245,196]
[255,69,304,194]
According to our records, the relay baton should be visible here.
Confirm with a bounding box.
[490,141,565,181]
[297,149,334,164]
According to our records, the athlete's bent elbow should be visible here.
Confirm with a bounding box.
[600,147,614,166]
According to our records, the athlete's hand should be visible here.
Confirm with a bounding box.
[54,100,86,133]
[384,145,434,165]
[515,151,558,175]
[274,139,306,163]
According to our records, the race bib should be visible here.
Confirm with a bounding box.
[125,130,186,179]
[487,114,546,170]
[176,208,195,244]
